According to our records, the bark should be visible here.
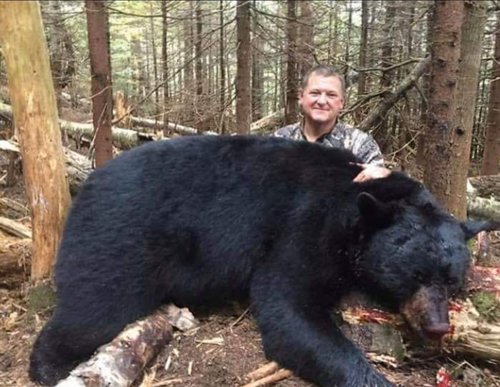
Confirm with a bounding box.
[130,115,217,136]
[481,12,500,175]
[467,187,500,223]
[161,0,168,118]
[0,217,32,239]
[1,138,91,196]
[55,306,174,387]
[468,175,500,199]
[357,0,369,99]
[219,0,226,134]
[0,1,71,280]
[372,1,396,153]
[0,101,177,147]
[252,0,263,121]
[55,304,197,387]
[183,3,194,125]
[250,109,285,134]
[149,2,159,117]
[297,1,314,77]
[284,0,299,125]
[447,0,487,219]
[194,1,204,131]
[236,0,252,133]
[85,0,113,167]
[344,0,352,77]
[423,0,465,212]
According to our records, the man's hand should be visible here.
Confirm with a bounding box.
[353,164,391,182]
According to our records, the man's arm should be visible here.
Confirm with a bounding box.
[352,131,390,182]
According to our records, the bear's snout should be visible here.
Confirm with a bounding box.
[401,285,450,340]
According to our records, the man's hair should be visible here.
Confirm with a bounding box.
[301,65,346,98]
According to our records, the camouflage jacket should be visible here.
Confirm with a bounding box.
[273,121,384,166]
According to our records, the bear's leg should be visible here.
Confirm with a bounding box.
[29,317,119,385]
[250,268,393,387]
[29,293,158,385]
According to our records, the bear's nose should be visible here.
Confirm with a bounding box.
[424,322,451,338]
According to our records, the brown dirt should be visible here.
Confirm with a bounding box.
[0,162,499,387]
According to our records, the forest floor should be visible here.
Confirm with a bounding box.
[0,154,499,387]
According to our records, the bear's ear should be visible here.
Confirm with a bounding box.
[461,220,499,240]
[357,192,393,225]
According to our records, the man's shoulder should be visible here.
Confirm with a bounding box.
[273,122,301,138]
[335,121,367,139]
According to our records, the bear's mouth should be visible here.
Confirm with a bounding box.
[400,286,451,341]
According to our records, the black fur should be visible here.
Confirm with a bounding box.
[30,136,489,386]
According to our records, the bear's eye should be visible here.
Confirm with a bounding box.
[445,277,458,286]
[413,271,426,283]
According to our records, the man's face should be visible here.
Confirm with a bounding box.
[299,73,345,127]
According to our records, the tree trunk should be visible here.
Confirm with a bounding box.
[357,0,369,99]
[285,0,298,125]
[236,0,252,134]
[297,1,314,78]
[447,0,487,219]
[183,3,194,126]
[423,0,465,212]
[373,1,396,153]
[149,2,159,121]
[481,12,500,175]
[161,0,169,130]
[195,1,204,131]
[252,0,263,121]
[219,0,226,134]
[85,0,113,168]
[0,1,71,280]
[344,0,353,78]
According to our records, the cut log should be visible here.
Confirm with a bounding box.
[0,139,91,196]
[0,198,29,217]
[0,102,155,150]
[340,265,500,362]
[129,115,218,136]
[54,304,198,387]
[0,216,32,238]
[467,178,500,221]
[467,196,500,222]
[249,109,285,134]
[468,175,500,199]
[55,306,174,387]
[62,147,92,196]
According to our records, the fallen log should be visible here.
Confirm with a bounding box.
[129,115,218,136]
[467,177,500,222]
[249,109,284,134]
[0,139,91,196]
[341,264,500,361]
[0,216,31,238]
[0,102,155,150]
[55,304,198,387]
[468,175,500,199]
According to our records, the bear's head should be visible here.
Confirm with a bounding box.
[355,188,498,339]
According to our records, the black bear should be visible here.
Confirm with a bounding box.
[29,136,496,386]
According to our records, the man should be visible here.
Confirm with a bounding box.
[274,65,390,182]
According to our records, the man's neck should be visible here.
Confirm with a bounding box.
[302,120,336,142]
